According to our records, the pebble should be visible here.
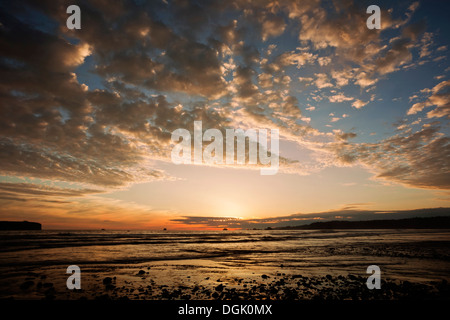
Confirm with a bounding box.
[20,281,34,290]
[12,272,450,300]
[103,277,113,285]
[215,284,225,292]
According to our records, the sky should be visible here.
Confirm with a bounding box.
[0,0,449,230]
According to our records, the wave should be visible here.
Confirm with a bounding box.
[1,230,449,269]
[0,229,396,253]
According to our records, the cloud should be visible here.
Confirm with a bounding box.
[298,77,314,83]
[170,216,242,229]
[375,38,414,75]
[0,182,101,202]
[260,14,286,41]
[331,69,354,87]
[0,1,240,188]
[314,73,333,89]
[0,138,168,187]
[329,124,450,189]
[354,72,378,88]
[0,0,448,198]
[407,80,450,118]
[172,207,450,229]
[276,51,317,69]
[317,56,331,66]
[419,32,433,58]
[328,94,354,103]
[290,1,425,91]
[352,99,369,109]
[335,131,357,141]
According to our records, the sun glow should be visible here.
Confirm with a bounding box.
[214,200,248,218]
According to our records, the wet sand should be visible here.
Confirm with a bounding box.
[2,260,449,300]
[1,229,449,300]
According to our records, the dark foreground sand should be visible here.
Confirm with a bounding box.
[3,264,449,300]
[2,230,449,301]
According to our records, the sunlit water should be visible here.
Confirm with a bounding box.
[1,229,449,284]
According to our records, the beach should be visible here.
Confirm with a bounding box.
[1,229,449,300]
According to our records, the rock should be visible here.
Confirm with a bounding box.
[215,284,225,292]
[137,270,145,275]
[20,281,34,290]
[105,284,115,291]
[261,274,269,279]
[103,277,113,285]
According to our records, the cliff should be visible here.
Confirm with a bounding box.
[275,216,450,230]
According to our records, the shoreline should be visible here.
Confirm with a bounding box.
[1,229,449,300]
